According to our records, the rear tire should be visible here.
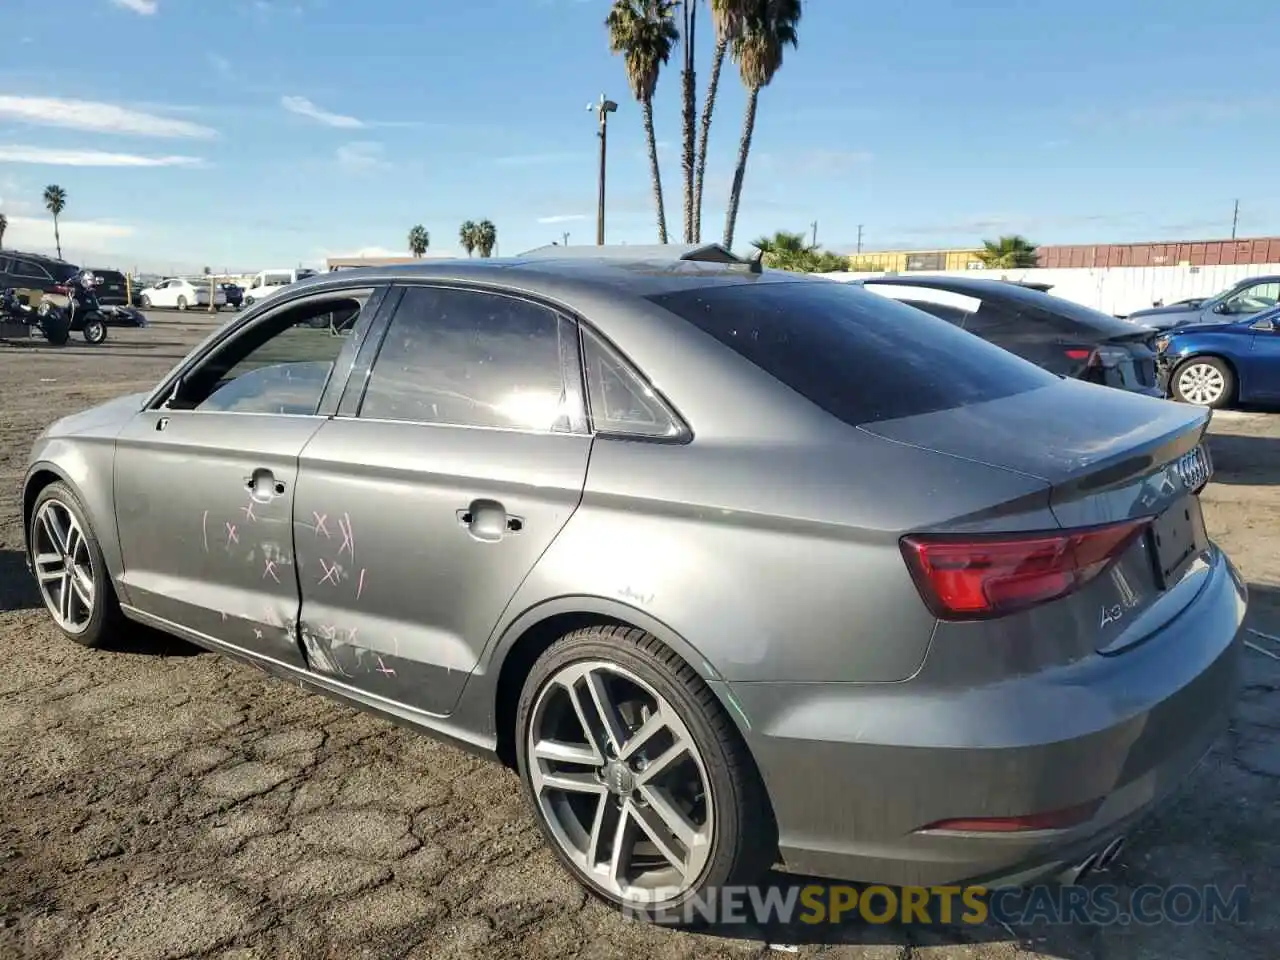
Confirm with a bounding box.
[1171,356,1235,409]
[514,625,775,923]
[176,296,188,311]
[28,481,129,649]
[40,309,70,346]
[140,295,151,308]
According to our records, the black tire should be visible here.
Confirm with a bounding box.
[176,296,188,311]
[1170,355,1235,409]
[82,316,108,344]
[514,625,776,923]
[140,295,151,308]
[40,309,70,346]
[28,481,129,649]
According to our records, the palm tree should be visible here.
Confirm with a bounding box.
[976,235,1039,269]
[692,0,745,242]
[722,0,801,253]
[0,211,7,250]
[678,0,698,242]
[408,224,429,257]
[43,185,67,258]
[459,220,478,257]
[607,0,679,244]
[475,220,497,258]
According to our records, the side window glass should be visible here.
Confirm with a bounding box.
[169,296,366,415]
[1225,282,1280,314]
[359,286,572,432]
[581,328,683,438]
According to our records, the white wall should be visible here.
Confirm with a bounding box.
[814,263,1280,317]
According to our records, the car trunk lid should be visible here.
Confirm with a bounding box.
[861,378,1214,653]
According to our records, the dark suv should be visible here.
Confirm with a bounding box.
[0,250,82,310]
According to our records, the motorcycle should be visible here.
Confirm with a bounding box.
[37,270,109,345]
[1,287,73,345]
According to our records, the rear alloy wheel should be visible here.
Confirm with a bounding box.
[515,625,775,921]
[1172,357,1234,409]
[176,296,188,311]
[29,482,127,648]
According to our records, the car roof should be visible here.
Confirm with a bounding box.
[298,252,812,302]
[3,248,77,266]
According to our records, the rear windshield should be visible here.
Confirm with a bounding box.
[649,280,1057,426]
[91,270,125,283]
[985,283,1139,336]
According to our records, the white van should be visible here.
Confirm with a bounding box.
[242,268,318,306]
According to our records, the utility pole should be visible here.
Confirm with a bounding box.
[856,224,864,253]
[810,221,818,247]
[562,232,570,247]
[588,94,618,246]
[1231,199,1240,240]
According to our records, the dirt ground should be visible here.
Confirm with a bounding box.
[2,313,1279,960]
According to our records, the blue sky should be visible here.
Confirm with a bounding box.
[0,0,1276,272]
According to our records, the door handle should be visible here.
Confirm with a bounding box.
[457,499,523,542]
[246,468,286,501]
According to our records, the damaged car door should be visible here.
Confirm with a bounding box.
[113,285,386,666]
[289,283,592,716]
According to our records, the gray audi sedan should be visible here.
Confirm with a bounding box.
[22,248,1245,917]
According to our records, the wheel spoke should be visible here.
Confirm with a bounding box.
[35,553,64,583]
[533,738,599,768]
[629,798,691,874]
[608,804,636,889]
[58,572,74,623]
[563,681,607,765]
[636,740,689,786]
[584,796,611,870]
[41,508,68,553]
[71,572,93,612]
[619,710,668,763]
[584,669,630,757]
[537,769,607,795]
[65,522,82,562]
[637,783,700,851]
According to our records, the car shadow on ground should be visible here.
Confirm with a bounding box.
[1203,431,1280,486]
[0,548,201,657]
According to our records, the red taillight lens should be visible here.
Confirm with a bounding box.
[900,518,1151,620]
[1064,348,1092,361]
[50,285,70,295]
[919,799,1101,833]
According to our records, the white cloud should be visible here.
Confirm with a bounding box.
[2,214,136,254]
[281,96,364,129]
[537,214,588,224]
[335,141,387,171]
[494,152,583,166]
[0,146,204,167]
[111,0,158,13]
[0,96,216,139]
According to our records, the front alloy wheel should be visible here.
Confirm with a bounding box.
[32,498,97,635]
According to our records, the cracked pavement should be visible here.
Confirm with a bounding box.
[2,315,1279,959]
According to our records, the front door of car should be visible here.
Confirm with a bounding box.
[113,285,386,666]
[1246,313,1280,400]
[289,283,592,716]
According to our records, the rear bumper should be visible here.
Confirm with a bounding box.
[724,545,1246,888]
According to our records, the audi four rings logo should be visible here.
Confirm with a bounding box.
[1176,447,1211,490]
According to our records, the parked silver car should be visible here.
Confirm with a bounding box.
[22,251,1245,916]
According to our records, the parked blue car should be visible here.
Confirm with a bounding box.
[1156,304,1280,408]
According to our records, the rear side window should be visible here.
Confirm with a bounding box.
[581,327,684,439]
[649,281,1056,426]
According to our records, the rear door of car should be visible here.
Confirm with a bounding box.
[288,282,593,716]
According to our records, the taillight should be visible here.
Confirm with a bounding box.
[50,285,70,295]
[899,518,1151,620]
[1064,348,1092,361]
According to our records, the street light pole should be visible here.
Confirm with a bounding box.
[588,94,618,245]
